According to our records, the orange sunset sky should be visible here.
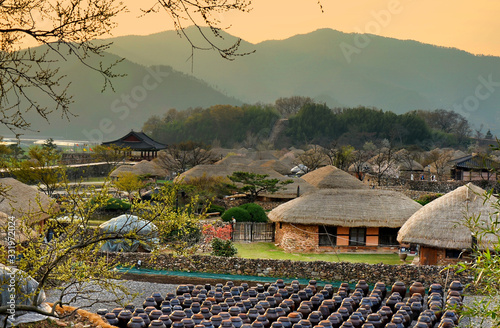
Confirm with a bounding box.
[109,0,500,57]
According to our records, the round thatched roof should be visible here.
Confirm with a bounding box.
[247,150,278,161]
[110,164,135,177]
[398,183,499,249]
[261,177,317,199]
[132,160,167,177]
[0,211,37,246]
[215,155,253,166]
[249,160,292,175]
[301,165,368,190]
[175,164,284,183]
[0,178,56,224]
[268,189,421,227]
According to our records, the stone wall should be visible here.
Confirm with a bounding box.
[275,223,319,253]
[104,252,471,288]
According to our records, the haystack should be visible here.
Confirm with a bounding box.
[0,178,56,224]
[398,183,499,249]
[301,165,368,189]
[268,189,421,227]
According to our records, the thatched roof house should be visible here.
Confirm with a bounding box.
[0,178,56,226]
[398,183,498,265]
[249,159,292,176]
[268,189,421,252]
[176,164,315,200]
[110,160,166,179]
[0,211,37,247]
[109,164,134,178]
[215,155,253,166]
[132,160,167,177]
[301,166,368,190]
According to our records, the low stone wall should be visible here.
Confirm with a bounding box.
[104,252,471,288]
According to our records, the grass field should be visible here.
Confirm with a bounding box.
[235,242,413,265]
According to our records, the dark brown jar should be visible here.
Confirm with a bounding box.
[346,314,363,328]
[170,310,187,323]
[355,280,369,297]
[105,313,119,326]
[182,318,195,328]
[231,317,243,328]
[409,282,425,298]
[365,313,383,328]
[158,315,172,328]
[149,320,167,328]
[150,310,163,321]
[390,282,406,299]
[139,313,151,327]
[277,317,291,328]
[128,317,145,328]
[118,310,134,328]
[428,283,443,297]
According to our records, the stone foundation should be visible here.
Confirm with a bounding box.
[275,223,319,253]
[103,252,471,288]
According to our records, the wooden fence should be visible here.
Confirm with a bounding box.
[232,222,275,242]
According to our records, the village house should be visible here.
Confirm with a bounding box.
[398,183,499,265]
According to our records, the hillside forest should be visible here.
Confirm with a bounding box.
[142,97,481,150]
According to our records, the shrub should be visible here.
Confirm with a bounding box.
[239,203,268,222]
[207,204,225,216]
[221,207,251,222]
[203,224,233,242]
[211,237,237,257]
[102,198,131,211]
[416,193,443,206]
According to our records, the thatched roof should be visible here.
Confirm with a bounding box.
[301,165,368,190]
[268,189,421,227]
[110,164,134,178]
[249,160,292,175]
[0,178,56,224]
[260,177,317,199]
[215,155,253,166]
[175,164,284,183]
[0,211,37,246]
[132,160,167,177]
[398,183,499,249]
[247,150,278,161]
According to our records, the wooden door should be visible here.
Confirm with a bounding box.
[420,247,438,265]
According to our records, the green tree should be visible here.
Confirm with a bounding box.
[91,144,130,168]
[228,171,292,201]
[12,144,63,196]
[114,172,146,201]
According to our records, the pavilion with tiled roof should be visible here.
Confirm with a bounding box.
[102,130,166,161]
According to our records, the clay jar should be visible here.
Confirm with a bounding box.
[365,313,383,328]
[391,282,406,299]
[128,317,145,328]
[105,313,119,326]
[150,320,167,328]
[346,314,363,328]
[355,280,370,297]
[150,310,163,321]
[118,310,134,328]
[409,282,425,298]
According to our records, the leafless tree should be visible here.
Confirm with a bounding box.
[157,141,212,174]
[274,96,314,118]
[294,145,327,173]
[424,149,454,181]
[322,141,355,171]
[0,0,254,135]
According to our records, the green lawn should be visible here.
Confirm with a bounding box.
[235,242,413,265]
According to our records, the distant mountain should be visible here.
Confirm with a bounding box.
[102,27,500,135]
[0,44,242,141]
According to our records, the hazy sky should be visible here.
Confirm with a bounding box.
[112,0,500,56]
